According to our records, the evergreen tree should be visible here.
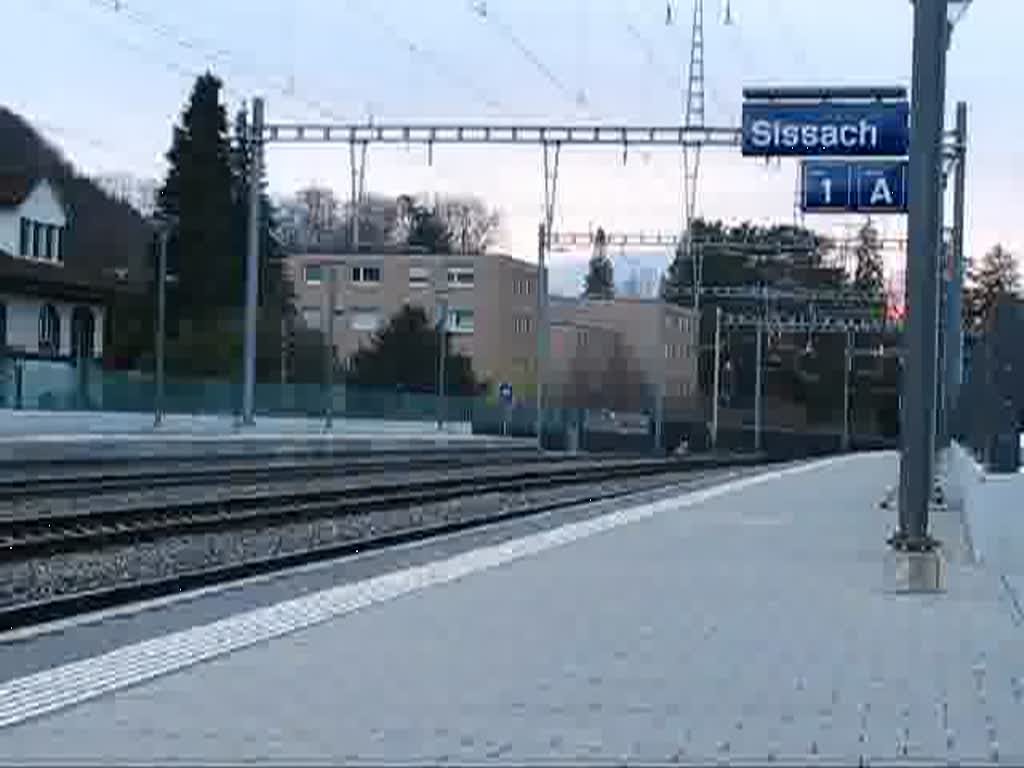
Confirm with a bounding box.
[347,306,480,395]
[583,227,615,299]
[965,244,1021,332]
[157,72,237,315]
[853,219,885,294]
[661,243,694,304]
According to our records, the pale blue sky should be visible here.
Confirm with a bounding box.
[4,0,1021,273]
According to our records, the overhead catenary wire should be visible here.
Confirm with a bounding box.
[467,0,593,117]
[83,0,350,121]
[343,0,504,113]
[35,0,243,99]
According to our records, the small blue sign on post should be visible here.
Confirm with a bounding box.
[802,160,908,213]
[499,382,513,403]
[855,161,907,212]
[802,162,852,211]
[742,101,909,157]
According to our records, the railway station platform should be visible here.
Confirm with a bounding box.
[0,409,517,463]
[1,451,1023,764]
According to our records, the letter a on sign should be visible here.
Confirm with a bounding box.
[870,177,894,205]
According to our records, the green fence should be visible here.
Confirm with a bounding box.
[0,357,484,423]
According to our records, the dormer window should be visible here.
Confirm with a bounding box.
[2,179,68,265]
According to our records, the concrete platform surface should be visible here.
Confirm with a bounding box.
[0,410,520,462]
[1,452,1023,765]
[0,409,472,437]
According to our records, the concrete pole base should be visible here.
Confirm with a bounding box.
[883,548,945,593]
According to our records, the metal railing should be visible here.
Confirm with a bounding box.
[953,297,1023,473]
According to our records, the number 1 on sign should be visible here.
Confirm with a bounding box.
[821,177,832,205]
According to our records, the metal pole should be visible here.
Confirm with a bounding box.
[436,295,448,431]
[754,318,763,453]
[536,222,547,450]
[241,96,264,426]
[324,265,337,430]
[349,142,361,251]
[654,303,665,453]
[154,227,168,427]
[843,329,852,452]
[897,0,948,549]
[936,167,950,445]
[711,306,721,451]
[946,101,968,439]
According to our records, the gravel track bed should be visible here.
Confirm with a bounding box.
[0,472,698,611]
[0,458,661,521]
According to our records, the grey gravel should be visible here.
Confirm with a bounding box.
[0,472,698,610]
[0,457,661,522]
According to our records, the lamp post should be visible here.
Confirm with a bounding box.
[150,214,177,428]
[711,306,721,452]
[322,263,338,430]
[436,290,449,432]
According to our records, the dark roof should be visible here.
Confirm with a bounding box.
[0,247,141,303]
[0,174,35,207]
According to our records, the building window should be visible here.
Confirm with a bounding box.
[447,308,475,333]
[352,265,381,284]
[350,309,381,331]
[409,266,430,289]
[303,264,323,285]
[514,278,534,296]
[38,304,61,356]
[447,267,474,288]
[19,218,30,256]
[513,316,533,334]
[0,302,6,348]
[33,222,43,258]
[300,307,321,330]
[55,227,65,262]
[577,330,590,347]
[45,225,55,261]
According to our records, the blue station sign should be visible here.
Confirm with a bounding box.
[742,101,909,157]
[802,160,908,213]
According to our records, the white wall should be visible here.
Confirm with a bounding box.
[0,294,104,358]
[949,443,1024,601]
[0,210,18,255]
[0,180,67,255]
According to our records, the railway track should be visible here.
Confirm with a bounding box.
[0,452,771,631]
[0,460,757,632]
[0,445,554,500]
[0,456,728,559]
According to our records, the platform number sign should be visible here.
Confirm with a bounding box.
[802,160,907,214]
[499,382,513,403]
[854,162,907,213]
[802,162,852,211]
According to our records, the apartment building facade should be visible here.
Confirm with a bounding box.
[287,251,542,398]
[288,251,700,414]
[550,296,700,416]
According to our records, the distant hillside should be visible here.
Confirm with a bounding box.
[0,107,152,288]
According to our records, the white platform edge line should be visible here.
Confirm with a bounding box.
[0,454,853,730]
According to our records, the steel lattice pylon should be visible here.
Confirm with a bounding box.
[683,0,706,308]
